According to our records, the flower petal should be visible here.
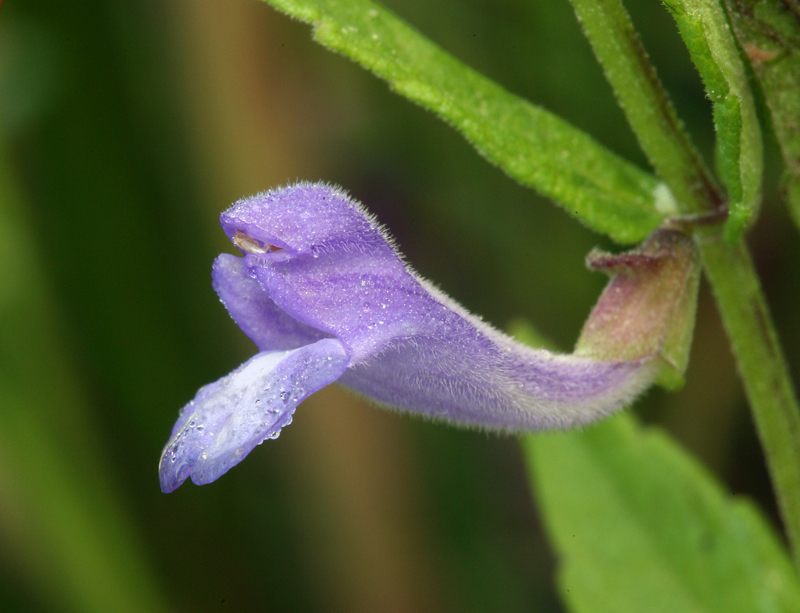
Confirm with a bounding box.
[221,184,676,431]
[246,252,653,429]
[337,312,653,430]
[160,183,700,492]
[213,253,331,351]
[245,249,420,361]
[159,338,349,492]
[220,182,385,257]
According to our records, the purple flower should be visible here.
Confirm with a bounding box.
[159,183,698,492]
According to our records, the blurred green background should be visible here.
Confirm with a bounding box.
[1,0,798,611]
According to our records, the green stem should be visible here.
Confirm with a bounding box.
[700,235,800,565]
[567,0,720,213]
[568,0,800,567]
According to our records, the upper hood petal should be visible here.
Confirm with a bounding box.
[221,182,388,257]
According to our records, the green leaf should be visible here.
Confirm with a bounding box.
[259,0,667,243]
[722,0,800,233]
[511,315,799,611]
[522,415,800,613]
[662,0,763,242]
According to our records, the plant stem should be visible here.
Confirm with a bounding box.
[700,235,800,564]
[567,0,720,213]
[568,0,800,567]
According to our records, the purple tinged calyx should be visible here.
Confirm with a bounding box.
[575,228,700,391]
[159,182,701,492]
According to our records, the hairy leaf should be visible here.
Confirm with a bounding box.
[260,0,668,243]
[524,415,800,613]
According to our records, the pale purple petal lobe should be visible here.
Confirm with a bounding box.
[212,253,330,351]
[159,338,349,492]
